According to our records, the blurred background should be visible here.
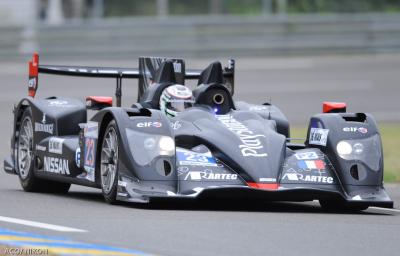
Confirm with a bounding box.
[0,0,399,181]
[1,0,400,59]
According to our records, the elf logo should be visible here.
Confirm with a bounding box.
[343,127,368,134]
[136,122,162,128]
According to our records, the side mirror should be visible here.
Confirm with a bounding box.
[86,96,113,110]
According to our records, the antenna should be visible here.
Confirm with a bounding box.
[268,97,272,120]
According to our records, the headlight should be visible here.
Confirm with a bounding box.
[159,136,175,154]
[144,138,156,150]
[337,140,364,158]
[353,143,364,154]
[337,141,352,155]
[335,135,382,172]
[126,128,175,166]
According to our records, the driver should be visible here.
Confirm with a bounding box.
[159,84,195,117]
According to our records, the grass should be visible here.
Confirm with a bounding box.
[290,123,400,182]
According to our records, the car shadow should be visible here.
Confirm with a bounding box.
[122,198,392,216]
[4,188,393,216]
[3,188,106,204]
[63,191,106,203]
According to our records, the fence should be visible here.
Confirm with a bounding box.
[1,13,400,60]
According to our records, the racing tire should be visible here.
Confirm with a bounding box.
[319,199,368,212]
[17,107,70,193]
[100,120,120,204]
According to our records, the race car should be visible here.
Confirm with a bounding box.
[3,53,393,211]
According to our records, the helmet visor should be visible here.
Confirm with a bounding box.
[166,100,194,112]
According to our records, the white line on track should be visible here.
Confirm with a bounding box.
[368,207,400,213]
[0,216,87,232]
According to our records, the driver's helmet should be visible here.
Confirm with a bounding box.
[160,84,194,117]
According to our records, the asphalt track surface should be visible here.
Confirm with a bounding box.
[0,54,399,256]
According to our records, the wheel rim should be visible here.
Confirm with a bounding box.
[18,116,33,179]
[100,127,118,194]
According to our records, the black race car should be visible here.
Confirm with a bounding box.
[3,53,393,211]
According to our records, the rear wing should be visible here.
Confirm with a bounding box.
[28,53,235,107]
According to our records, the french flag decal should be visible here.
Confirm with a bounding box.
[298,160,325,170]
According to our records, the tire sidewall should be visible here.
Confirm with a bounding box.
[17,107,36,189]
[100,120,119,203]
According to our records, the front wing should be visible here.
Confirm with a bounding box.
[115,178,393,208]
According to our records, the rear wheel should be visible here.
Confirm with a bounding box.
[319,199,368,212]
[17,107,70,193]
[100,120,119,204]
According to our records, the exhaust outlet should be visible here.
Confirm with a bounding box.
[213,93,225,105]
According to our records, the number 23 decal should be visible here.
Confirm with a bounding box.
[84,138,95,168]
[183,152,210,163]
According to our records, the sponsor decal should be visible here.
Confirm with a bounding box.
[43,156,70,175]
[48,100,71,107]
[35,145,46,152]
[84,137,96,173]
[48,137,64,154]
[81,136,96,182]
[177,166,190,176]
[35,114,54,134]
[171,121,182,130]
[297,160,325,170]
[358,127,368,134]
[79,122,98,182]
[309,128,329,146]
[343,127,368,134]
[184,170,238,181]
[136,121,162,128]
[177,148,218,167]
[173,62,182,73]
[28,78,37,90]
[249,106,269,111]
[294,151,319,160]
[259,177,277,182]
[75,148,81,168]
[282,170,333,184]
[216,115,267,157]
[83,122,98,138]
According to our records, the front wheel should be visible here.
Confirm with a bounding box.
[100,120,119,204]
